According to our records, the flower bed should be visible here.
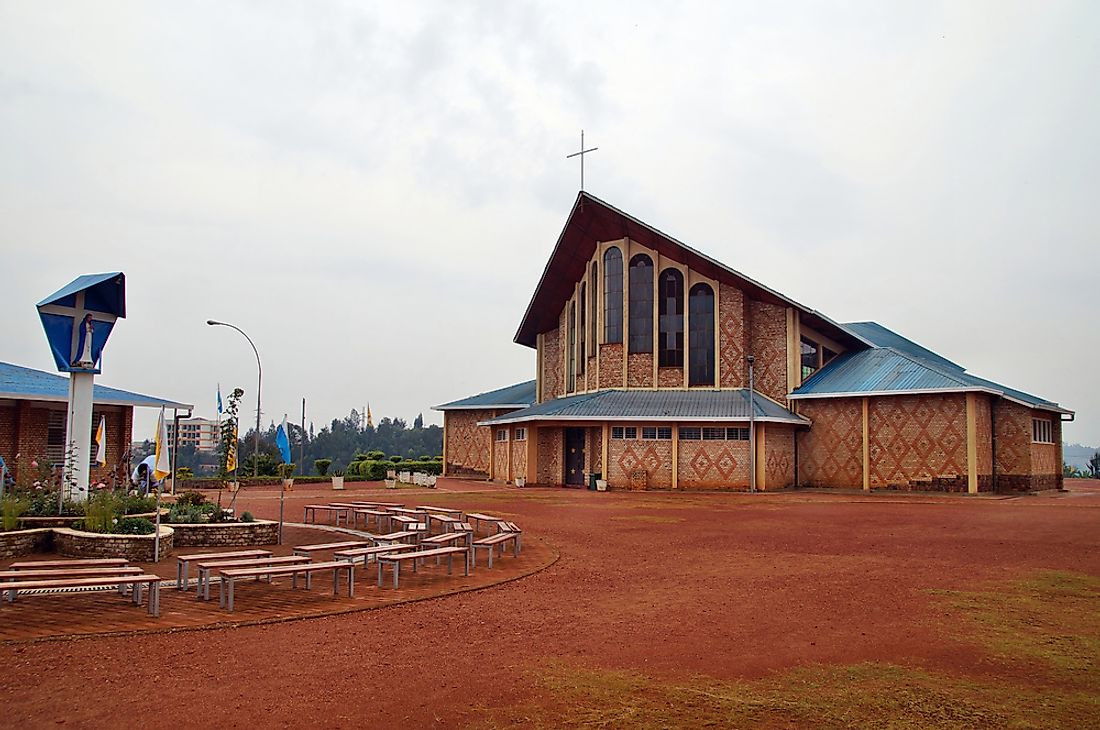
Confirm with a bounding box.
[54,525,174,562]
[169,519,279,548]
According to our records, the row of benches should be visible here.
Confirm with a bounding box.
[0,558,162,616]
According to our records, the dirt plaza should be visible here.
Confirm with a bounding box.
[2,479,1099,728]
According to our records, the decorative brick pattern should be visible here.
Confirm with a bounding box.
[542,326,563,401]
[586,357,598,391]
[764,425,795,489]
[54,526,174,562]
[657,367,683,388]
[749,301,788,404]
[444,410,494,476]
[598,343,624,388]
[493,439,509,480]
[994,399,1030,482]
[511,436,527,482]
[537,428,563,485]
[869,394,967,489]
[718,283,746,388]
[974,394,994,480]
[169,520,278,547]
[586,428,603,475]
[797,399,863,488]
[627,353,654,388]
[677,439,750,489]
[608,439,673,489]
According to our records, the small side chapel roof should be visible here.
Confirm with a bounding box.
[433,380,536,411]
[478,389,809,426]
[0,361,192,409]
[513,191,872,351]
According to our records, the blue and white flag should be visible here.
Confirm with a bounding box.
[275,414,292,464]
[217,384,223,415]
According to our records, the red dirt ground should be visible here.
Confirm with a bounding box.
[2,479,1099,728]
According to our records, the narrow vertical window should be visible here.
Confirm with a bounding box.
[589,261,598,354]
[568,301,577,391]
[628,254,653,353]
[689,283,714,385]
[658,268,684,367]
[578,282,587,376]
[603,247,623,344]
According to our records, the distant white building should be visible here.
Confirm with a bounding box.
[166,416,221,453]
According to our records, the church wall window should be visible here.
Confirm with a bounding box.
[568,301,577,391]
[688,283,715,385]
[628,254,653,353]
[658,268,684,367]
[800,336,820,380]
[578,283,587,375]
[603,248,623,344]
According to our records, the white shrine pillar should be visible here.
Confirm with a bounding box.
[66,371,95,501]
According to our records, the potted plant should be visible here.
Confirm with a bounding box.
[331,469,345,491]
[596,478,608,491]
[384,477,397,489]
[514,477,526,488]
[280,463,295,492]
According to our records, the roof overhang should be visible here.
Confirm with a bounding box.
[789,386,1073,415]
[513,191,873,351]
[0,390,193,410]
[480,413,808,427]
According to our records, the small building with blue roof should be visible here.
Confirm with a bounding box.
[435,192,1071,493]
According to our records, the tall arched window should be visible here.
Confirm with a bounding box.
[689,283,715,386]
[628,254,653,353]
[578,282,586,376]
[658,268,684,367]
[568,301,577,391]
[603,247,623,344]
[589,261,598,354]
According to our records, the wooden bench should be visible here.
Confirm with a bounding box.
[496,521,523,551]
[418,505,464,519]
[333,543,417,566]
[195,555,311,600]
[425,513,459,533]
[176,549,273,589]
[218,560,354,611]
[292,541,369,558]
[369,530,419,545]
[10,558,129,570]
[421,531,474,553]
[466,512,502,534]
[472,532,521,569]
[1,566,144,599]
[352,508,391,531]
[376,546,469,589]
[1,573,162,615]
[302,504,352,526]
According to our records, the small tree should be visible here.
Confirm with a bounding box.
[218,388,245,478]
[314,459,332,477]
[1089,451,1100,480]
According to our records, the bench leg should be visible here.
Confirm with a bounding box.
[447,553,453,575]
[228,579,235,612]
[393,562,400,589]
[332,567,338,596]
[305,570,312,590]
[347,565,354,597]
[377,561,384,588]
[219,577,226,609]
[149,582,160,617]
[488,546,495,569]
[177,561,185,590]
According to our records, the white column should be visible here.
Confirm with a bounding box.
[66,371,95,501]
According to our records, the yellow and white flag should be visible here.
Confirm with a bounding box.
[94,415,106,466]
[153,407,171,481]
[225,420,238,473]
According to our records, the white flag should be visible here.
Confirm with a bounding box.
[94,415,106,466]
[153,407,171,481]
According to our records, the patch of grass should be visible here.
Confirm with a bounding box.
[478,661,1100,729]
[931,570,1100,679]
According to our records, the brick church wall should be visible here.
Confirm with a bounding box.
[797,399,863,488]
[764,425,795,489]
[0,405,17,468]
[511,434,527,482]
[974,395,994,490]
[657,367,682,388]
[493,437,509,480]
[607,435,673,489]
[541,326,563,402]
[677,437,750,489]
[599,343,624,389]
[749,300,788,404]
[586,428,602,475]
[627,353,654,388]
[537,428,563,485]
[869,394,968,491]
[444,410,494,476]
[993,400,1032,491]
[1,403,131,484]
[718,283,746,389]
[586,357,598,391]
[1030,413,1062,491]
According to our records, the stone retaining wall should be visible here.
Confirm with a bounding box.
[169,520,278,547]
[0,528,54,560]
[54,526,174,562]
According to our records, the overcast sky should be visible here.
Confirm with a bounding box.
[2,1,1097,447]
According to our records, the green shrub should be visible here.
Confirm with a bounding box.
[240,511,254,523]
[357,460,396,480]
[397,460,443,476]
[389,455,403,463]
[116,517,156,535]
[366,450,386,461]
[175,466,194,479]
[82,492,120,533]
[345,461,362,477]
[166,503,213,524]
[119,494,157,515]
[419,455,432,461]
[175,490,207,507]
[1,497,28,531]
[314,459,332,477]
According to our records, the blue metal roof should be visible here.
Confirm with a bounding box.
[0,361,192,409]
[842,321,963,371]
[790,346,1071,415]
[433,380,536,410]
[480,389,808,425]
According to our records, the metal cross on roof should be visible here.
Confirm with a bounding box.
[566,129,598,190]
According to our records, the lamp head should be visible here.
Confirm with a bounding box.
[746,355,755,365]
[206,320,220,326]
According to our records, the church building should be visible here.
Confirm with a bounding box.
[436,193,1071,493]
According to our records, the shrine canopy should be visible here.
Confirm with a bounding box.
[36,272,126,374]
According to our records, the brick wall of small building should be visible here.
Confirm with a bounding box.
[536,428,563,485]
[586,427,602,476]
[974,394,994,490]
[797,399,863,488]
[1030,412,1062,490]
[749,301,788,404]
[869,394,968,490]
[511,433,527,482]
[444,410,494,476]
[1,403,132,484]
[607,436,673,489]
[993,400,1032,491]
[718,283,747,389]
[598,343,624,388]
[627,353,654,388]
[492,437,509,480]
[678,437,751,489]
[764,424,795,489]
[0,405,17,468]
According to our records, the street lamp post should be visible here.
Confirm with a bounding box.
[747,355,756,493]
[207,320,262,477]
